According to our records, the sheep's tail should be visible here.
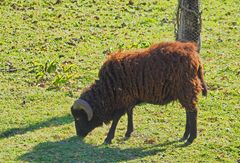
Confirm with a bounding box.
[197,64,207,96]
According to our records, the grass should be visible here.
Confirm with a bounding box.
[0,0,239,162]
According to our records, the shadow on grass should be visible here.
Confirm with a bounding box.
[0,114,73,139]
[18,137,177,162]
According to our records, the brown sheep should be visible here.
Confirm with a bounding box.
[71,41,207,145]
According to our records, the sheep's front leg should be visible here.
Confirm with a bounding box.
[104,111,123,144]
[125,108,133,138]
[181,109,197,145]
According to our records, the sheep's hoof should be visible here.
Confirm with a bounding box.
[184,141,192,146]
[179,137,188,142]
[124,136,130,141]
[124,133,132,139]
[103,139,112,144]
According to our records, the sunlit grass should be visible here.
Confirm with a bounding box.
[0,0,239,162]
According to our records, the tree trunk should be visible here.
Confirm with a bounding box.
[176,0,201,52]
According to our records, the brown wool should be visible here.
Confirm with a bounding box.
[80,41,207,123]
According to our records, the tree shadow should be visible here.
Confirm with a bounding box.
[18,137,177,162]
[0,114,73,139]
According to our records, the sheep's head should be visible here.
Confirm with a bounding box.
[71,99,102,137]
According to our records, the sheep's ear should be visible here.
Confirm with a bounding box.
[73,99,93,121]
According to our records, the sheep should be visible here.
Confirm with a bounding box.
[71,41,207,145]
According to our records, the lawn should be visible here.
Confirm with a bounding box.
[0,0,239,162]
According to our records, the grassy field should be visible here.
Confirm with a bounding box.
[0,0,239,162]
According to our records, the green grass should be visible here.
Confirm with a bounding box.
[0,0,239,162]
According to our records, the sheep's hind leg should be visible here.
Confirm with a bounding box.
[179,111,190,142]
[104,111,123,144]
[186,110,197,145]
[125,108,133,139]
[181,109,197,145]
[178,80,200,145]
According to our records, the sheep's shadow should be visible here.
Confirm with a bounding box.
[0,114,73,139]
[18,137,177,162]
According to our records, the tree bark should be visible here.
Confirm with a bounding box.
[176,0,201,52]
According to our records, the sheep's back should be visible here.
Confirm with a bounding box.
[99,42,201,106]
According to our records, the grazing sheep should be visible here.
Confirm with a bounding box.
[71,41,207,145]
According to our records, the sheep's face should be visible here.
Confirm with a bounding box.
[71,107,102,137]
